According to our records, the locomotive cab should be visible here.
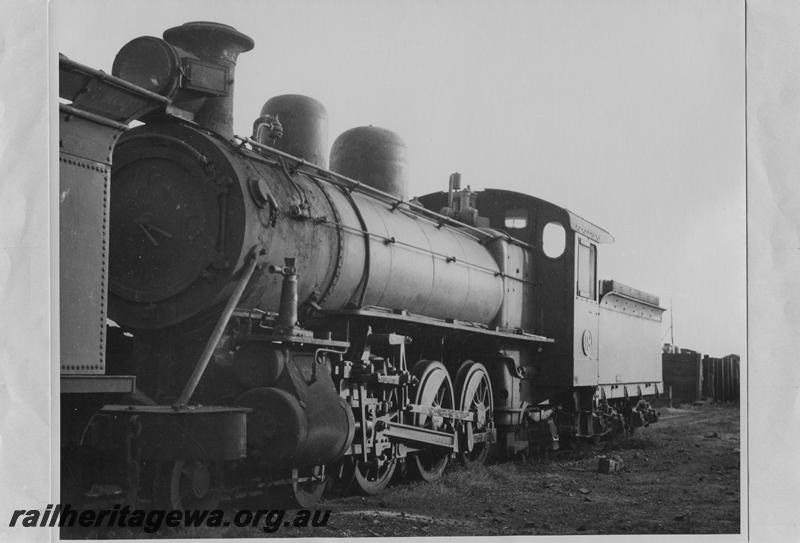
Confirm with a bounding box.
[416,188,609,395]
[418,186,664,439]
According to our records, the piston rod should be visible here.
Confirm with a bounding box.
[174,248,263,408]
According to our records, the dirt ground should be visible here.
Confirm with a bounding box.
[215,403,740,538]
[74,403,740,539]
[305,404,739,537]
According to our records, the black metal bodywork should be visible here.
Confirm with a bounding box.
[59,21,664,511]
[417,190,577,396]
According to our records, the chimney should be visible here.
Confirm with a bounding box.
[163,22,254,139]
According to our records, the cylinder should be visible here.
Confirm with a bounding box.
[232,346,286,388]
[236,387,308,463]
[235,382,353,467]
[330,126,408,200]
[259,95,328,168]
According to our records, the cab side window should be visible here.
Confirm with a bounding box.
[576,238,596,299]
[504,209,528,229]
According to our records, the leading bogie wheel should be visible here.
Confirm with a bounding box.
[153,459,223,510]
[409,360,454,482]
[269,465,327,508]
[455,360,494,468]
[352,455,397,495]
[290,465,326,508]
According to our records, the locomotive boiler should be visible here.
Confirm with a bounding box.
[59,21,665,510]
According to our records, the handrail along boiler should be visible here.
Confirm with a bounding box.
[59,21,664,508]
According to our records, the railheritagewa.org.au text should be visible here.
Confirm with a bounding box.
[8,504,331,533]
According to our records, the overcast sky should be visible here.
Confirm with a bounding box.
[53,0,746,357]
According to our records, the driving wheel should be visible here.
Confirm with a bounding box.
[409,360,454,481]
[455,360,494,467]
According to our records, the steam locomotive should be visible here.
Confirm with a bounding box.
[60,21,664,509]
